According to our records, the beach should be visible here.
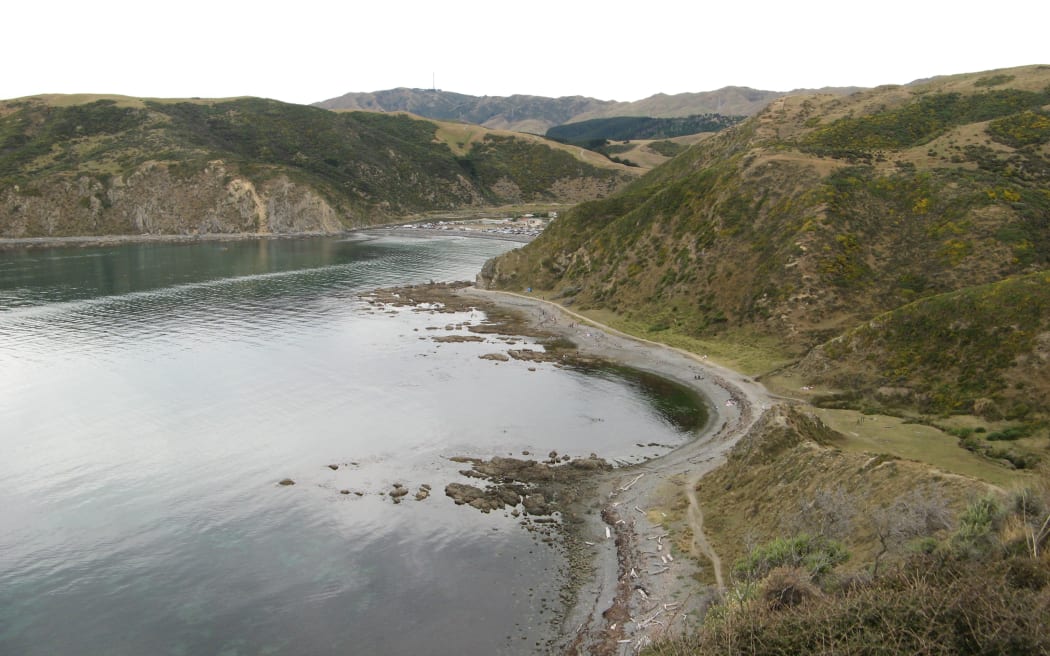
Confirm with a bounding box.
[459,287,774,654]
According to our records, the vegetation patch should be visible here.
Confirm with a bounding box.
[649,405,1049,655]
[800,87,1050,158]
[645,140,686,158]
[545,114,745,144]
[803,271,1050,420]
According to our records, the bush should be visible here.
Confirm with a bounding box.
[985,425,1031,441]
[688,551,1050,655]
[952,495,1004,558]
[734,534,849,582]
[760,566,821,610]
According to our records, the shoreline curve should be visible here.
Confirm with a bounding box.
[461,286,774,654]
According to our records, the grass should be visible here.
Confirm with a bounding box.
[695,406,993,573]
[811,408,1023,488]
[431,119,630,170]
[570,307,795,377]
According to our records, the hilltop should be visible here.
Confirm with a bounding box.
[314,86,860,134]
[0,95,635,239]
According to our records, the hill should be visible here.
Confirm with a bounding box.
[479,65,1050,418]
[0,95,635,238]
[314,86,858,134]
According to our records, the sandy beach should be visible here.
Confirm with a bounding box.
[459,287,774,654]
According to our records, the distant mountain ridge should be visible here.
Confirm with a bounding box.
[314,86,862,134]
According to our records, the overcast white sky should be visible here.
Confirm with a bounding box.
[4,0,1046,104]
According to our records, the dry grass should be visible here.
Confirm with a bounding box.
[428,118,639,171]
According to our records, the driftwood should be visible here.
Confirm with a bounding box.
[620,473,644,491]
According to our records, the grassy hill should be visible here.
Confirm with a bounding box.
[480,65,1050,421]
[0,95,635,238]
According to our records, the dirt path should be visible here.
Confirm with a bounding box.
[685,470,724,591]
[461,288,773,654]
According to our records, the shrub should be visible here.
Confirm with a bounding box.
[952,495,1004,558]
[697,552,1050,655]
[760,566,821,610]
[985,425,1031,441]
[733,534,849,582]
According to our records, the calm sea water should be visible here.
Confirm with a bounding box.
[0,234,703,655]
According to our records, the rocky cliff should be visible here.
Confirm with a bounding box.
[1,160,347,238]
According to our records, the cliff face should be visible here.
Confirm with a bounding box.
[0,160,346,238]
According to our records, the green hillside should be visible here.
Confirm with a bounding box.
[0,96,633,238]
[801,271,1050,420]
[481,65,1050,418]
[545,114,746,144]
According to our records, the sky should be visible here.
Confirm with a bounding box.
[4,0,1047,105]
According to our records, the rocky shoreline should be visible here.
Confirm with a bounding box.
[367,281,773,654]
[359,226,536,243]
[458,286,774,655]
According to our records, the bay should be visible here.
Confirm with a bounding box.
[0,234,703,655]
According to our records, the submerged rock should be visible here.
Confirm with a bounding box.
[390,484,409,503]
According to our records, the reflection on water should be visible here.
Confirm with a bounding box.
[0,235,706,655]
